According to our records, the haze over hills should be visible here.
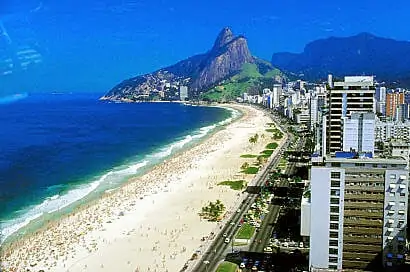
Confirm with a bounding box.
[102,27,284,102]
[271,33,410,86]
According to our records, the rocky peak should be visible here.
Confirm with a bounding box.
[212,27,234,51]
[103,27,257,101]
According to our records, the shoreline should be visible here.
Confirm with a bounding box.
[0,104,238,247]
[1,104,279,272]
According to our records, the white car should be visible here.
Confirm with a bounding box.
[240,263,245,268]
[223,233,227,237]
[264,246,273,253]
[224,238,230,243]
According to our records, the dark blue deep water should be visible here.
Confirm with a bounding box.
[0,93,234,242]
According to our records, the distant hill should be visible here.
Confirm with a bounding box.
[271,33,410,86]
[102,27,284,102]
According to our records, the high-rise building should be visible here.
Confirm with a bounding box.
[179,86,188,101]
[308,155,408,271]
[376,86,387,102]
[272,84,282,107]
[386,91,404,119]
[342,112,375,154]
[325,76,375,155]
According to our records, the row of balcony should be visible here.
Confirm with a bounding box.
[343,243,381,253]
[343,226,383,235]
[344,210,383,218]
[344,218,383,227]
[344,193,384,201]
[343,235,381,245]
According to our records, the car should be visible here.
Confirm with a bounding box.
[240,262,245,268]
[224,238,230,243]
[223,233,227,237]
[299,242,304,248]
[264,246,273,253]
[230,222,235,226]
[252,265,258,271]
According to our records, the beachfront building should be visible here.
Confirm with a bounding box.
[179,86,188,101]
[325,76,375,155]
[308,154,408,271]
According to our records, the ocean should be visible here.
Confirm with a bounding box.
[0,93,237,244]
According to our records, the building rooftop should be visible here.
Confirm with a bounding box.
[333,76,374,88]
[325,154,408,165]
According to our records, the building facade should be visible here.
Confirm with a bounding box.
[309,156,408,271]
[326,76,375,154]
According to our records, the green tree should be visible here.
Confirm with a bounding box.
[241,162,250,170]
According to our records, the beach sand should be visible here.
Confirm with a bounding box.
[0,104,283,272]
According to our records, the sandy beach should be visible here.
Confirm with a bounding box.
[1,104,282,272]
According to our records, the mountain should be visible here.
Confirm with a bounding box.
[271,33,410,86]
[101,27,283,102]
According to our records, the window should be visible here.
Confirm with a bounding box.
[329,248,338,255]
[330,215,339,222]
[331,172,341,179]
[355,163,365,167]
[331,189,340,196]
[390,174,397,179]
[329,265,338,269]
[329,256,338,263]
[400,193,406,197]
[329,240,338,246]
[389,192,395,197]
[329,232,338,238]
[331,163,341,167]
[330,206,339,213]
[330,198,339,204]
[330,223,339,230]
[331,180,340,187]
[399,202,405,207]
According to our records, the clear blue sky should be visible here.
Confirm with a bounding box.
[0,0,409,95]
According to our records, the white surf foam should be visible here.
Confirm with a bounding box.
[0,161,150,244]
[0,108,237,244]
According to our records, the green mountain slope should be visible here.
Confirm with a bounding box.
[201,61,285,102]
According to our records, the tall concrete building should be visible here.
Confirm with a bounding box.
[326,76,375,154]
[386,91,404,119]
[342,112,375,154]
[309,155,408,271]
[179,86,188,101]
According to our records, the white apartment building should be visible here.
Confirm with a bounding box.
[342,112,375,154]
[375,120,410,143]
[308,156,408,271]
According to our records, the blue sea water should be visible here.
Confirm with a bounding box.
[0,93,237,243]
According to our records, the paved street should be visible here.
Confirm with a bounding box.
[191,117,290,272]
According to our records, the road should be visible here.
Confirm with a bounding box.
[248,204,280,252]
[191,116,291,272]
